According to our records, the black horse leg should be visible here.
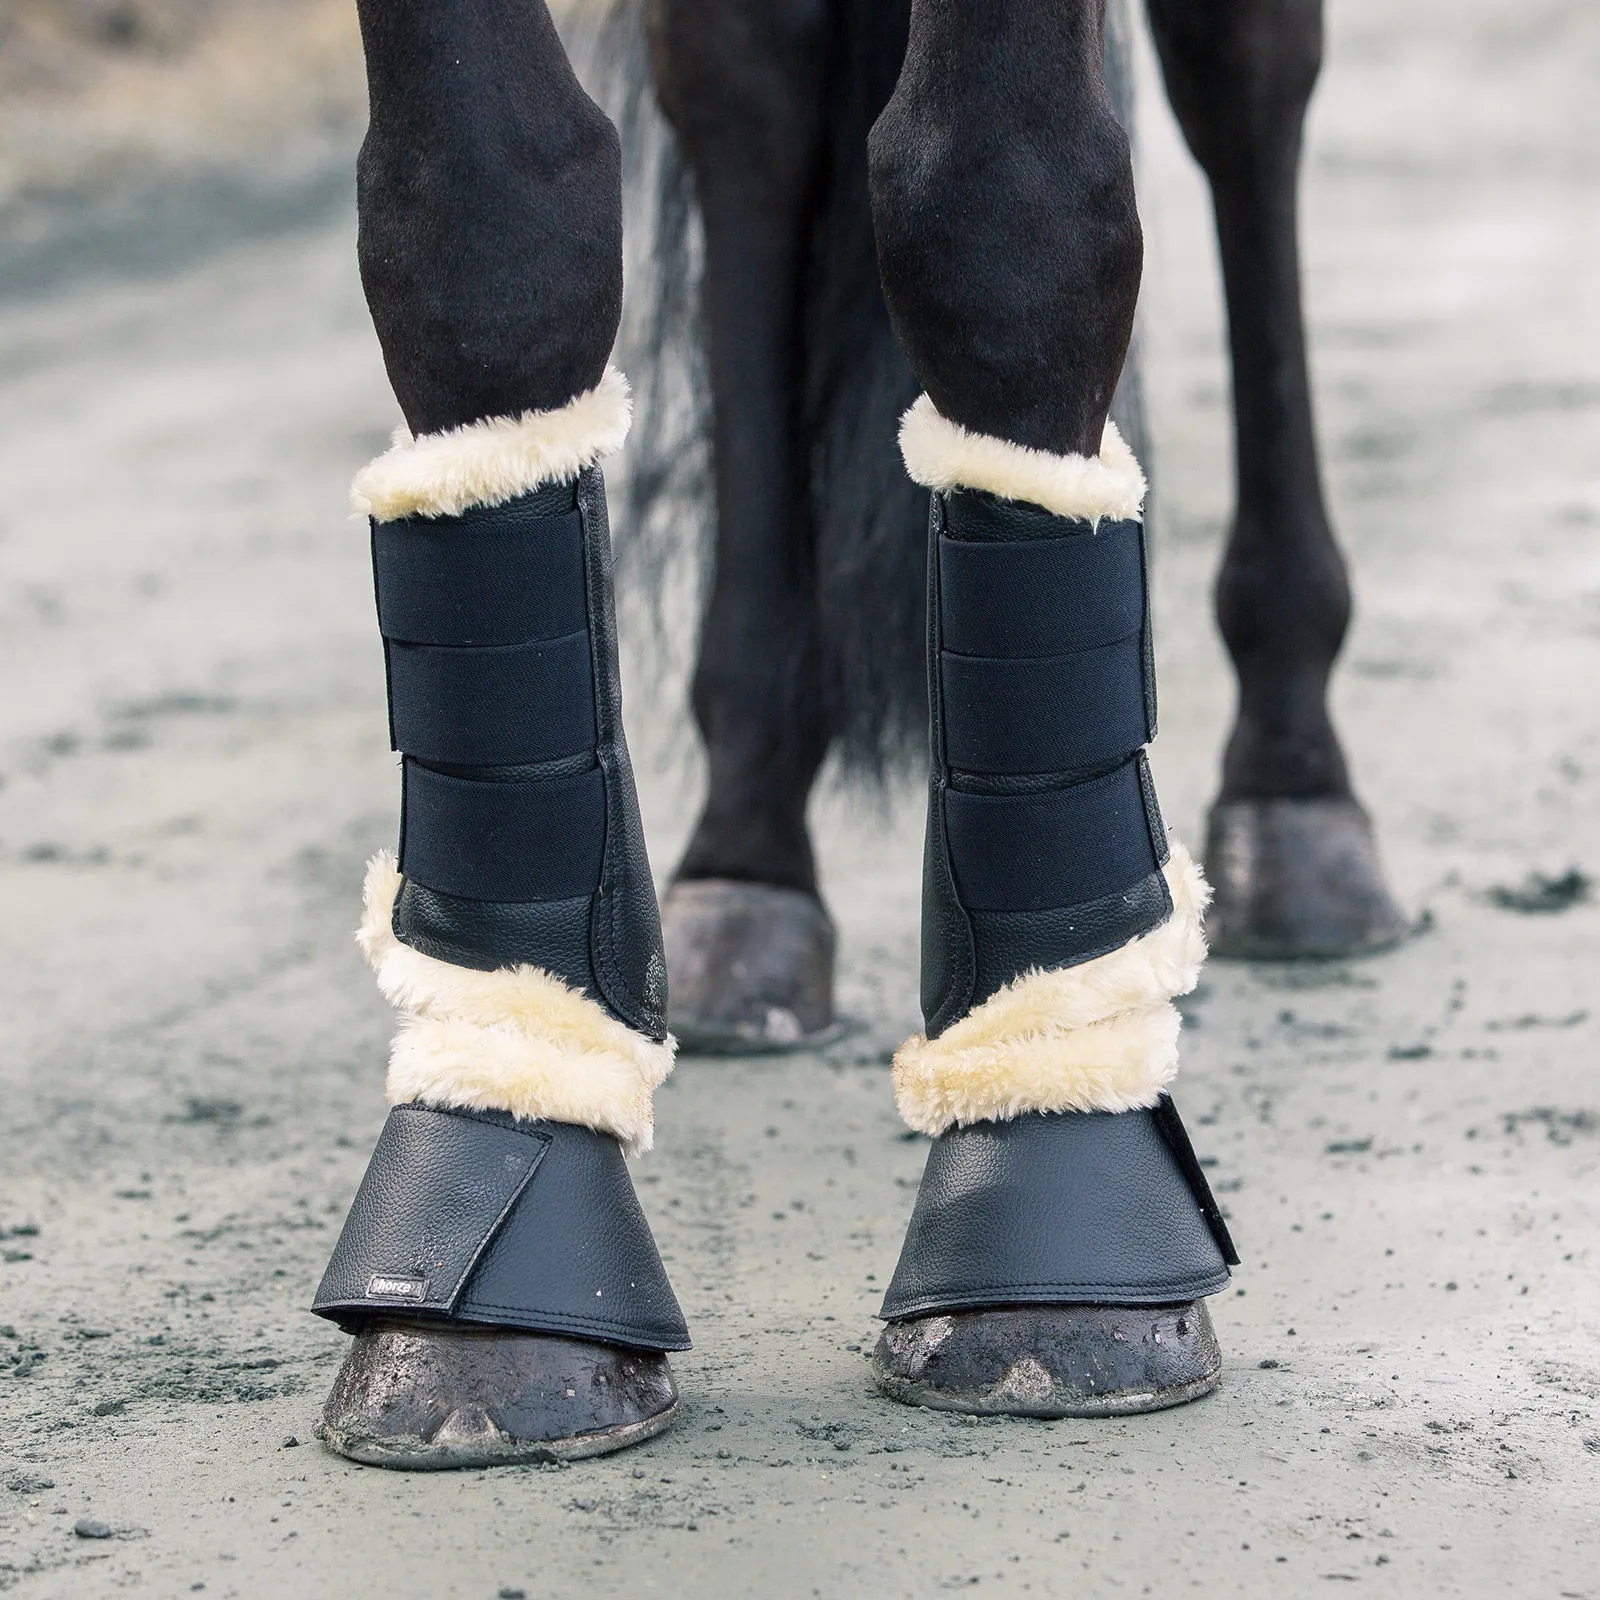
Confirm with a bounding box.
[310,0,688,1467]
[867,0,1234,1417]
[1147,0,1406,957]
[647,0,840,1050]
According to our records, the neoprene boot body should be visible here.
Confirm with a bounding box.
[312,374,688,1467]
[872,401,1237,1416]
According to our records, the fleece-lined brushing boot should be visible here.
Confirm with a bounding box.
[312,373,688,1467]
[871,401,1237,1417]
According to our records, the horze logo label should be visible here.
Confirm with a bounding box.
[367,1274,427,1300]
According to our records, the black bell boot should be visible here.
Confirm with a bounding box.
[871,400,1237,1417]
[312,372,689,1467]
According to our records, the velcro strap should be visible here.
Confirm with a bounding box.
[941,636,1149,775]
[312,1105,550,1315]
[938,521,1144,659]
[943,756,1159,913]
[400,759,607,902]
[373,505,586,647]
[386,633,596,765]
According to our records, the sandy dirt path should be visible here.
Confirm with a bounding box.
[0,0,1596,1594]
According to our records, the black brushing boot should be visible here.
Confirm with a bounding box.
[312,380,688,1467]
[871,403,1237,1417]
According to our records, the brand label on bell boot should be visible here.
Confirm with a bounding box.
[366,1274,427,1300]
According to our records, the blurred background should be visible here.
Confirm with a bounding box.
[0,0,360,295]
[0,2,1595,1595]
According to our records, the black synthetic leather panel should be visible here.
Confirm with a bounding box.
[878,1104,1233,1321]
[941,636,1148,775]
[392,879,597,992]
[463,1117,689,1349]
[312,1105,690,1351]
[938,522,1144,660]
[943,756,1159,913]
[1137,750,1172,867]
[386,632,596,765]
[575,469,670,1041]
[400,758,606,903]
[372,504,586,648]
[943,487,1096,544]
[968,869,1173,1008]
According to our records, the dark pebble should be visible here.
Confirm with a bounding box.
[74,1518,113,1539]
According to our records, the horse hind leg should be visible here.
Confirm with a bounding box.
[311,0,686,1467]
[647,0,843,1052]
[867,0,1232,1419]
[1147,0,1407,958]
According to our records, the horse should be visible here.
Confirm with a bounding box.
[307,0,1396,1468]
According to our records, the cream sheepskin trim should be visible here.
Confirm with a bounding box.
[357,852,674,1154]
[892,841,1210,1135]
[898,394,1146,525]
[350,365,633,521]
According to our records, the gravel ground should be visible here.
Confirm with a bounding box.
[0,0,1596,1594]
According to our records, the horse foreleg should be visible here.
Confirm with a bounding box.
[867,0,1234,1419]
[1147,0,1407,957]
[647,0,840,1051]
[311,0,687,1467]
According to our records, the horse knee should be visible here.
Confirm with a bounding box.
[1147,0,1322,174]
[355,0,622,433]
[647,0,827,195]
[868,20,1141,458]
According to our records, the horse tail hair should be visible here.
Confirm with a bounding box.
[802,0,926,784]
[552,0,714,707]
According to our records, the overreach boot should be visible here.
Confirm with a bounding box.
[872,399,1237,1417]
[312,372,689,1467]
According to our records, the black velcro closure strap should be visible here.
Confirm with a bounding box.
[373,505,587,647]
[1152,1094,1240,1266]
[941,636,1149,775]
[386,632,596,765]
[938,521,1144,659]
[400,759,606,902]
[313,1105,550,1316]
[943,756,1159,913]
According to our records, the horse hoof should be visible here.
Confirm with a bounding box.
[661,878,840,1052]
[317,1320,678,1470]
[1203,796,1409,959]
[870,1301,1221,1418]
